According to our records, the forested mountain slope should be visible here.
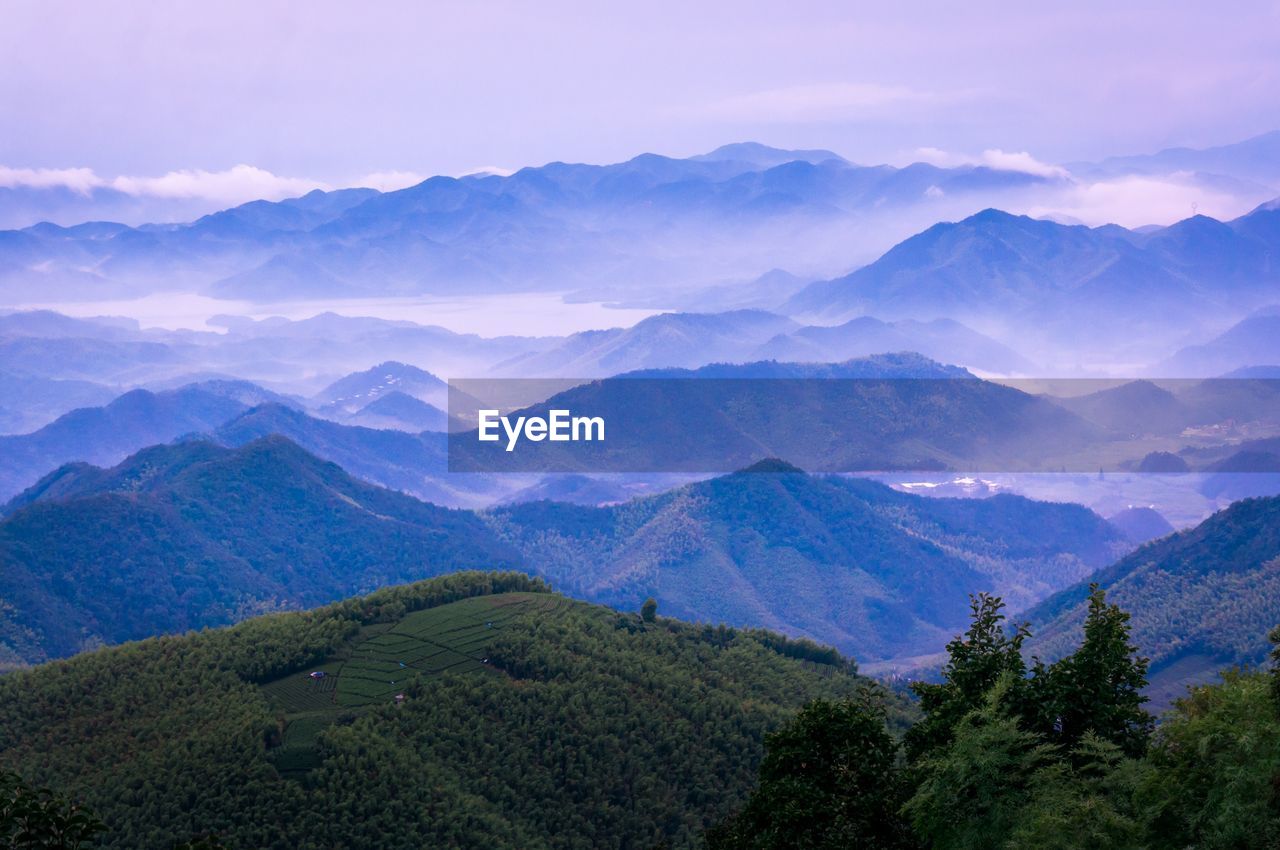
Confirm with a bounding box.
[1028,495,1280,702]
[0,572,896,850]
[0,436,519,667]
[488,464,1128,660]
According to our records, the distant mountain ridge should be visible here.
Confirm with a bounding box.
[0,435,1128,668]
[784,205,1280,361]
[0,144,1054,303]
[0,385,252,501]
[1075,129,1280,189]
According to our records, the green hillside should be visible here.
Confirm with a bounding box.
[1027,495,1280,704]
[0,437,1127,671]
[0,572,894,850]
[488,467,1128,661]
[0,436,520,668]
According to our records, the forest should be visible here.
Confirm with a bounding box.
[1,572,1277,848]
[710,589,1280,850]
[0,572,890,849]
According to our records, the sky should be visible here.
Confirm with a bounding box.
[3,0,1280,207]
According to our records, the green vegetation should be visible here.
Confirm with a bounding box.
[711,589,1280,850]
[0,436,1129,673]
[1,771,105,849]
[0,572,894,849]
[4,570,1279,850]
[0,436,519,668]
[1028,495,1280,703]
[489,469,1126,661]
[706,696,915,850]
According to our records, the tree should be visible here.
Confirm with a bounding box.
[1029,586,1152,758]
[905,593,1029,763]
[1141,670,1280,850]
[0,771,105,850]
[1006,735,1147,850]
[1269,623,1280,711]
[904,677,1054,850]
[641,597,658,623]
[707,694,916,850]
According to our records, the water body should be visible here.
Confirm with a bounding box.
[11,291,664,337]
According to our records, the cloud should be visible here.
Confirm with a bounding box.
[909,148,1257,225]
[0,163,330,205]
[108,165,326,203]
[352,170,429,191]
[704,82,943,123]
[1020,173,1248,228]
[459,165,516,178]
[0,166,104,195]
[0,162,508,207]
[912,147,1069,179]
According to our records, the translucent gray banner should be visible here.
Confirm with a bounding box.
[445,377,1280,473]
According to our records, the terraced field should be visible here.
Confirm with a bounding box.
[261,591,570,774]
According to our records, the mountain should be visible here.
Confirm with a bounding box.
[1027,495,1280,704]
[312,360,449,410]
[0,436,520,667]
[0,432,1129,668]
[783,206,1280,359]
[0,334,193,383]
[1049,380,1191,435]
[341,390,449,432]
[0,572,892,849]
[1158,315,1280,377]
[1197,450,1280,501]
[494,473,647,506]
[211,402,508,508]
[1077,130,1280,190]
[486,466,1128,661]
[0,371,117,434]
[1135,451,1191,473]
[1105,506,1176,543]
[1222,364,1280,378]
[491,310,800,376]
[0,386,250,501]
[689,141,847,168]
[752,316,1035,374]
[0,147,1056,304]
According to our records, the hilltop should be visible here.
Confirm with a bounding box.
[0,572,895,849]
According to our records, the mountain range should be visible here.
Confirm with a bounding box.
[486,461,1127,661]
[0,144,1055,304]
[0,434,1129,669]
[493,310,1036,377]
[784,205,1280,365]
[1072,129,1280,190]
[0,384,256,500]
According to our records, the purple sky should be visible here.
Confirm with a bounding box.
[4,0,1279,186]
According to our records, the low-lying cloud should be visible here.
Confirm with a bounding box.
[912,147,1069,179]
[0,164,434,205]
[908,147,1265,226]
[0,166,107,195]
[1021,172,1248,228]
